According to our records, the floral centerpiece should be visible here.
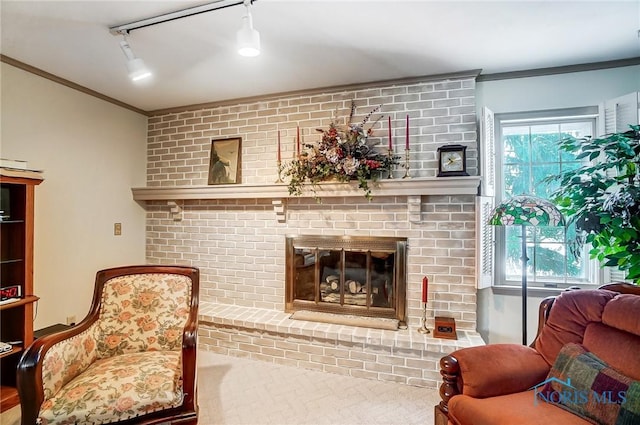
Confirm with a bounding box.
[284,102,399,200]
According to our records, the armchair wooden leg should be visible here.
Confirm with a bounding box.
[434,404,449,425]
[435,354,460,425]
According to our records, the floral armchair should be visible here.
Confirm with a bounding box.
[17,265,199,425]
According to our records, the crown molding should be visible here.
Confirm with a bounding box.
[477,57,640,82]
[0,55,149,116]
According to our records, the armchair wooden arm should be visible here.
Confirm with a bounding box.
[435,354,459,424]
[180,291,199,412]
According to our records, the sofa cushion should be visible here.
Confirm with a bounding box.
[452,344,549,398]
[38,351,183,424]
[535,289,616,366]
[540,343,640,425]
[448,390,592,425]
[602,294,640,338]
[583,322,640,380]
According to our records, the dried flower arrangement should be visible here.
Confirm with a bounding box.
[284,101,399,200]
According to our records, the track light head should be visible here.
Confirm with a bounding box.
[119,37,152,82]
[237,1,260,57]
[126,57,152,82]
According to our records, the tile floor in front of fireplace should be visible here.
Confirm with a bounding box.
[197,350,439,425]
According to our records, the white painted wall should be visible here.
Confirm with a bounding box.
[0,63,148,330]
[476,65,640,114]
[475,65,640,344]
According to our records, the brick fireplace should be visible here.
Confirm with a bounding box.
[135,71,486,387]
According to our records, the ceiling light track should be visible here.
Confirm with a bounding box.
[110,0,259,82]
[109,0,256,35]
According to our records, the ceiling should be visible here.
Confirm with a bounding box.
[2,0,639,114]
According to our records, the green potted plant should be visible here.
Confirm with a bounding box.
[549,125,640,283]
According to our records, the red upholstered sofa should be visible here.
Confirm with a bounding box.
[435,283,640,425]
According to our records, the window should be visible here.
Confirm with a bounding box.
[494,108,597,288]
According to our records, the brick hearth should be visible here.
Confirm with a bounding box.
[199,303,484,388]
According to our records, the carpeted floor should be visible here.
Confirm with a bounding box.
[1,350,438,425]
[1,404,19,425]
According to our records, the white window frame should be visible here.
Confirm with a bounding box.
[493,107,600,289]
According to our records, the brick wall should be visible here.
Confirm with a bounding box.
[145,74,479,330]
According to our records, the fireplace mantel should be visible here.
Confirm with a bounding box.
[131,176,481,221]
[132,176,480,200]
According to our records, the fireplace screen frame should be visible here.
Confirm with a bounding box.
[285,235,407,326]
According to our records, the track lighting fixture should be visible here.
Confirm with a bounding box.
[109,0,260,79]
[118,34,152,82]
[237,0,261,57]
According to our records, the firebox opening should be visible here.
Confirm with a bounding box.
[285,235,407,327]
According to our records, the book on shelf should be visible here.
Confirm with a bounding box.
[0,158,28,170]
[0,167,43,180]
[0,341,12,353]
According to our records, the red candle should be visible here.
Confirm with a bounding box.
[277,130,281,162]
[296,126,301,157]
[422,276,428,303]
[405,114,410,150]
[388,116,392,150]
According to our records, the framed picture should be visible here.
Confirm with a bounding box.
[208,137,241,184]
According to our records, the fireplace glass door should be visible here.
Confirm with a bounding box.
[286,236,406,324]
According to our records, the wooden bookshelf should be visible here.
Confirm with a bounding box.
[0,385,20,412]
[0,172,43,412]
